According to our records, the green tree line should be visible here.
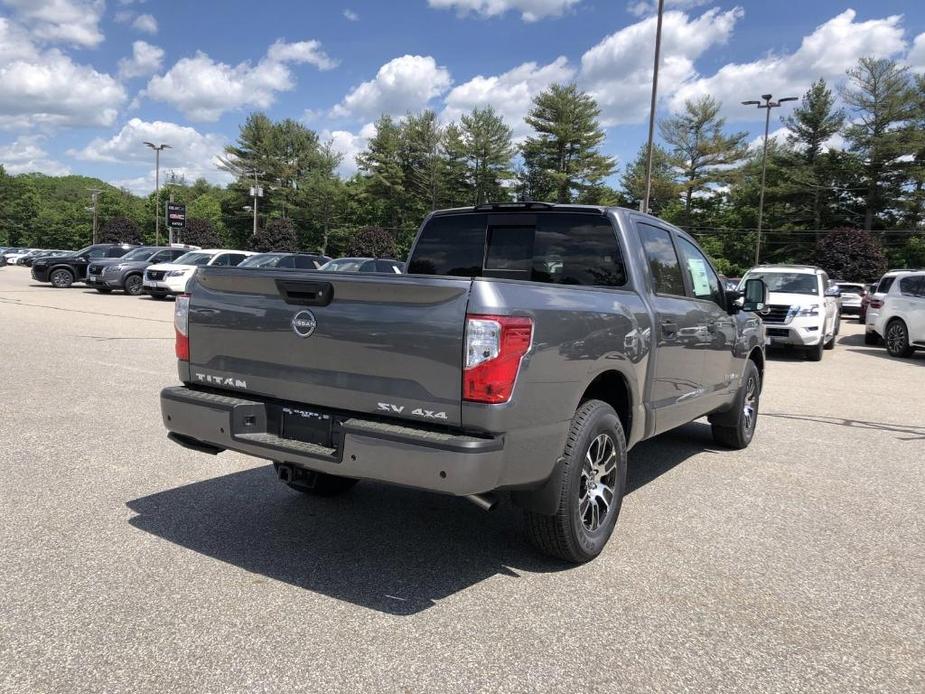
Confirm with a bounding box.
[2,56,923,274]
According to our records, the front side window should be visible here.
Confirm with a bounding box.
[638,223,685,296]
[85,247,107,258]
[676,236,723,306]
[122,248,157,261]
[174,252,213,266]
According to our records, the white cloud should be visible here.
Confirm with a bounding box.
[118,40,164,80]
[69,118,232,191]
[343,9,359,21]
[908,33,925,74]
[146,39,337,121]
[428,0,579,22]
[626,0,709,18]
[670,9,907,120]
[579,7,742,126]
[131,13,158,34]
[0,135,70,175]
[1,0,105,48]
[0,18,125,128]
[332,55,452,120]
[441,57,574,138]
[323,122,377,177]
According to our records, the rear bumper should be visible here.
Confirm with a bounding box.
[160,386,507,496]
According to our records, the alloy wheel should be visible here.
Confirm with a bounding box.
[886,322,907,355]
[743,375,758,432]
[578,433,618,532]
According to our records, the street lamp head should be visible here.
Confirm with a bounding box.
[761,93,773,101]
[741,100,760,106]
[778,96,798,103]
[143,142,171,150]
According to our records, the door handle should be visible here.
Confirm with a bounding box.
[660,321,678,338]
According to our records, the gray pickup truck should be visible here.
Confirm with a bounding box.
[161,203,768,562]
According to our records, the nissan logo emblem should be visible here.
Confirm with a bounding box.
[291,310,317,338]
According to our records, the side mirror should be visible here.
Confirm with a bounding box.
[741,278,769,313]
[824,286,841,297]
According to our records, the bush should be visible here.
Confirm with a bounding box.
[814,227,887,281]
[98,216,142,245]
[345,226,398,258]
[181,218,222,248]
[250,217,299,253]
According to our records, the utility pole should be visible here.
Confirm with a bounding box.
[88,189,102,243]
[642,0,665,214]
[741,94,797,264]
[250,170,263,236]
[144,142,171,245]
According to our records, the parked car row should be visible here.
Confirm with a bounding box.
[6,242,407,298]
[0,247,72,267]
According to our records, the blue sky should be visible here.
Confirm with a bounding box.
[1,0,923,194]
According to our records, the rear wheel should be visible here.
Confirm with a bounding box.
[885,319,915,358]
[49,268,73,288]
[712,360,761,449]
[524,400,627,564]
[123,274,144,296]
[273,462,359,497]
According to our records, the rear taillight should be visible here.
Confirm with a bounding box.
[869,298,883,309]
[174,293,190,361]
[463,314,533,404]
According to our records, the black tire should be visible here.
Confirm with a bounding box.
[885,319,915,358]
[94,287,112,294]
[524,400,627,564]
[864,330,879,346]
[272,462,359,497]
[123,274,144,296]
[806,340,824,361]
[712,360,761,449]
[49,268,73,288]
[149,292,167,300]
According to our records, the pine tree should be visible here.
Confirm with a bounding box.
[401,110,444,215]
[620,143,677,216]
[441,124,471,207]
[841,58,916,230]
[659,95,748,228]
[460,106,513,204]
[521,84,615,203]
[356,115,406,229]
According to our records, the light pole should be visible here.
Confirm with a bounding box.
[741,94,796,264]
[87,189,102,243]
[143,142,171,245]
[249,170,264,236]
[642,0,665,215]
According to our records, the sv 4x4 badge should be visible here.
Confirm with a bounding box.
[377,402,448,420]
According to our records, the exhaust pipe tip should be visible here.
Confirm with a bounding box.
[277,464,293,484]
[465,493,498,512]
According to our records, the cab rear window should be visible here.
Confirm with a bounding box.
[408,212,626,287]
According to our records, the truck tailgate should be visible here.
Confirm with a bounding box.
[187,269,471,428]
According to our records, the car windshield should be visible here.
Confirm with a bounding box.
[121,248,157,261]
[321,259,367,272]
[837,283,864,293]
[172,252,214,266]
[745,272,818,295]
[238,253,284,268]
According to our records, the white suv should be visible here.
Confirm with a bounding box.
[868,271,925,358]
[143,249,255,299]
[740,265,840,361]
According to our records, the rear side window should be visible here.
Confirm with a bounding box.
[878,276,895,293]
[293,256,321,269]
[638,224,685,296]
[106,246,129,258]
[899,276,924,296]
[409,212,626,287]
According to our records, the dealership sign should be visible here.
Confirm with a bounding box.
[166,202,186,229]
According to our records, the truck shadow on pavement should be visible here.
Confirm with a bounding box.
[126,423,713,615]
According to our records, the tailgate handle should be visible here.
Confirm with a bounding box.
[275,280,334,306]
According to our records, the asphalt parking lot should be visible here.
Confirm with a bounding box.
[0,266,922,693]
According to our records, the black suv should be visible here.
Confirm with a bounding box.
[31,244,137,288]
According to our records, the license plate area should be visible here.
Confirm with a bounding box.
[280,406,336,448]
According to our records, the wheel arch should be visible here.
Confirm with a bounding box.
[577,369,633,444]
